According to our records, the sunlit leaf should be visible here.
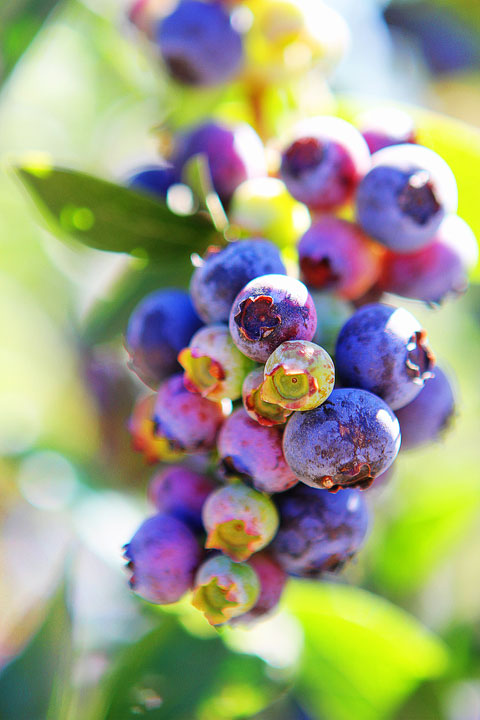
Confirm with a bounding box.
[0,585,72,720]
[287,581,447,720]
[14,166,216,261]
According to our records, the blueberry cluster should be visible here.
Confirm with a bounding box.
[121,4,474,627]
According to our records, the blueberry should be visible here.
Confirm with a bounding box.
[124,513,202,604]
[272,484,369,577]
[148,465,216,531]
[190,239,286,324]
[395,367,455,450]
[127,164,178,199]
[236,551,287,623]
[229,274,317,363]
[176,121,266,205]
[283,388,401,491]
[157,0,243,87]
[280,116,370,212]
[262,340,335,412]
[202,481,279,561]
[192,554,260,625]
[178,323,254,401]
[379,215,478,304]
[126,289,203,388]
[335,303,436,410]
[153,374,225,454]
[242,367,292,427]
[217,407,298,493]
[356,144,458,252]
[298,217,383,301]
[356,107,417,154]
[128,394,184,464]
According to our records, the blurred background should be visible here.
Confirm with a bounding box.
[1,1,480,718]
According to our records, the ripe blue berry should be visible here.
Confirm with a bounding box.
[298,217,383,301]
[153,374,225,453]
[379,215,478,304]
[202,481,279,561]
[229,274,317,363]
[148,465,216,531]
[217,407,298,493]
[280,116,370,212]
[192,554,260,625]
[395,366,455,450]
[124,514,202,604]
[157,0,243,87]
[127,164,178,199]
[126,289,203,388]
[356,144,458,252]
[335,303,436,410]
[272,484,369,577]
[190,239,286,324]
[283,388,401,491]
[176,121,266,205]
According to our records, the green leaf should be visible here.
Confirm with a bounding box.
[0,0,63,83]
[337,95,480,281]
[287,581,448,720]
[0,584,72,720]
[90,615,282,720]
[14,165,216,261]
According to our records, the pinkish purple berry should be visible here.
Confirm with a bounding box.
[148,465,216,531]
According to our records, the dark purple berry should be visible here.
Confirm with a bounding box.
[283,388,401,492]
[124,513,202,604]
[280,116,370,211]
[126,289,203,388]
[356,144,458,252]
[176,121,266,205]
[335,303,436,410]
[395,367,455,450]
[298,217,383,301]
[217,407,298,493]
[157,0,243,87]
[229,274,317,362]
[190,239,286,324]
[379,215,478,304]
[153,374,225,453]
[272,484,369,577]
[148,465,216,531]
[127,164,178,199]
[357,107,417,154]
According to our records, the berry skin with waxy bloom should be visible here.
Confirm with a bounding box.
[242,367,292,427]
[379,215,479,304]
[153,374,225,454]
[395,366,456,451]
[190,239,286,325]
[335,303,436,410]
[356,144,458,253]
[229,274,317,363]
[128,394,184,464]
[157,0,243,87]
[202,481,279,561]
[272,484,369,578]
[124,514,202,604]
[217,408,298,493]
[176,121,266,205]
[178,324,254,401]
[298,217,383,301]
[280,116,370,212]
[126,289,203,388]
[262,340,335,411]
[283,388,401,492]
[192,554,260,626]
[148,465,216,532]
